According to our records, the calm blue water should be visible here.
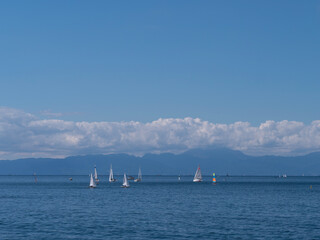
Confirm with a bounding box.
[1,175,320,239]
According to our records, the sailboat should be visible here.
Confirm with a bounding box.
[89,173,96,188]
[193,165,202,182]
[33,172,38,183]
[212,173,216,184]
[109,164,116,182]
[94,165,99,184]
[134,168,142,182]
[121,173,130,188]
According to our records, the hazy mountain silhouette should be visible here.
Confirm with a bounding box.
[0,148,320,175]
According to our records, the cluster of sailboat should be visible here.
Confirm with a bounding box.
[89,165,206,188]
[89,165,142,188]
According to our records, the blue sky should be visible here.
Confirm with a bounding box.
[0,1,319,125]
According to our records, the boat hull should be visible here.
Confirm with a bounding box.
[193,179,202,182]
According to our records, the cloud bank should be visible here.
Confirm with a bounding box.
[0,107,320,159]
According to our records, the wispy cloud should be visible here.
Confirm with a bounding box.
[0,107,320,159]
[40,110,63,118]
[39,109,81,118]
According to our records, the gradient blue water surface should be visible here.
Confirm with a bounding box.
[0,176,319,239]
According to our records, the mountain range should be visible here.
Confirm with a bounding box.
[1,148,320,175]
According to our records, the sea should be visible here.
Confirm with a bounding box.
[1,175,320,240]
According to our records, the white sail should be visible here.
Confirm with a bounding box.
[122,173,130,187]
[94,166,98,180]
[134,167,142,182]
[90,173,96,188]
[109,164,115,182]
[193,165,202,182]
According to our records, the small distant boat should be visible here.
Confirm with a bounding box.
[178,175,181,181]
[94,165,99,184]
[109,164,116,182]
[89,173,96,188]
[33,172,37,183]
[134,168,142,182]
[121,173,130,188]
[128,176,135,180]
[193,165,202,182]
[69,177,73,181]
[282,174,287,178]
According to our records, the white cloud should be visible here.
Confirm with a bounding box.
[39,109,81,118]
[40,110,63,118]
[0,107,320,159]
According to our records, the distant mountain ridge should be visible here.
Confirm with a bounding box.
[1,148,320,175]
